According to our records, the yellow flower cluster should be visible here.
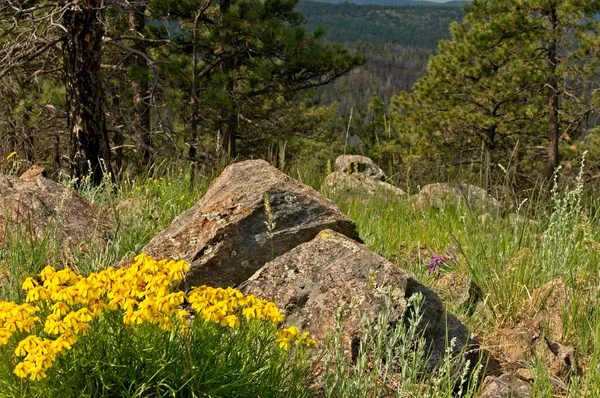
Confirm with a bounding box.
[0,253,316,381]
[3,254,189,381]
[187,286,285,328]
[275,326,318,351]
[0,302,40,344]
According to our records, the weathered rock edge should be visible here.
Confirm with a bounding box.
[142,160,360,288]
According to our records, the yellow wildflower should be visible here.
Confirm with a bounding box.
[220,315,240,328]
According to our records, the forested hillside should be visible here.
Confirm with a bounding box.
[297,2,464,47]
[296,2,465,110]
[307,0,469,6]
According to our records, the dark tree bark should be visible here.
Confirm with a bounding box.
[546,4,560,180]
[129,3,152,168]
[189,11,201,182]
[22,104,35,162]
[62,0,113,185]
[111,94,125,173]
[218,0,237,161]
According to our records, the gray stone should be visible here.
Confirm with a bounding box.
[242,229,475,371]
[334,155,386,181]
[480,374,532,398]
[416,183,501,213]
[0,174,113,248]
[141,160,360,288]
[321,171,406,198]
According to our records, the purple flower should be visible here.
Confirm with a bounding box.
[428,254,447,276]
[428,245,461,277]
[445,248,458,261]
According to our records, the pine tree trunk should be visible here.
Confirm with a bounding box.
[129,4,151,168]
[189,12,201,182]
[63,0,113,185]
[218,0,237,161]
[546,4,560,180]
[112,94,125,173]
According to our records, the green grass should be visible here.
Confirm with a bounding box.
[1,160,600,396]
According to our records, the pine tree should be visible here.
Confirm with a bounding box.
[396,0,600,184]
[149,0,364,161]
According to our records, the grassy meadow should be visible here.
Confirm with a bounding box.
[0,160,599,397]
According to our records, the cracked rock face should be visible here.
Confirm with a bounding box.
[142,160,360,288]
[242,229,476,371]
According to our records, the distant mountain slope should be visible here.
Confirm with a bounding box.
[307,0,469,6]
[297,1,465,48]
[296,1,465,110]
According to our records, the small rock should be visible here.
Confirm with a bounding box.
[321,171,405,198]
[514,368,534,382]
[334,155,386,181]
[142,160,360,288]
[480,374,532,398]
[19,165,47,180]
[416,183,501,213]
[431,272,483,315]
[0,174,113,249]
[540,338,581,379]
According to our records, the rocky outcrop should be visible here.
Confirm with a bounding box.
[142,160,360,288]
[416,183,501,213]
[0,174,113,248]
[334,154,386,181]
[19,165,47,180]
[242,229,476,371]
[490,280,580,388]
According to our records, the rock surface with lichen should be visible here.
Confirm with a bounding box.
[142,160,360,288]
[242,229,476,371]
[322,171,406,197]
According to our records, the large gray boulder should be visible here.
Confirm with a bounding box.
[334,154,386,181]
[242,229,476,371]
[142,160,360,288]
